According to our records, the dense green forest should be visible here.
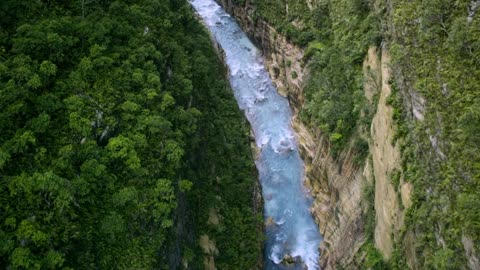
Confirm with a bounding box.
[0,0,261,269]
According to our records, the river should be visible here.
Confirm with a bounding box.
[190,1,322,269]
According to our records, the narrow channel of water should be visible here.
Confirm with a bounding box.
[191,1,322,269]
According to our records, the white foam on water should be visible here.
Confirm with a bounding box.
[269,244,283,264]
[258,135,271,148]
[292,229,321,270]
[276,217,286,225]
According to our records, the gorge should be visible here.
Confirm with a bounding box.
[195,0,480,269]
[191,0,322,269]
[0,0,478,269]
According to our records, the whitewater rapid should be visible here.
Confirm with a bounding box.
[191,0,322,269]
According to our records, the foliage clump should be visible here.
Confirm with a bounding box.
[302,0,381,158]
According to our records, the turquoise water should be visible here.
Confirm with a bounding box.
[191,1,322,269]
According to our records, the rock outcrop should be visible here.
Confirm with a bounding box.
[370,47,410,259]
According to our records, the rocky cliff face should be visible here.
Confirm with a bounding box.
[369,47,413,260]
[216,1,411,269]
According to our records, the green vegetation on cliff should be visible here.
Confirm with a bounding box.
[301,0,381,158]
[182,26,263,269]
[0,0,261,268]
[388,0,480,268]
[248,0,381,158]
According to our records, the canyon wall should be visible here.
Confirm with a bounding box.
[216,0,411,268]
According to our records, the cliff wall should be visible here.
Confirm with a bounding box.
[216,0,410,269]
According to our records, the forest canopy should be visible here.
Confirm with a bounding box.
[0,0,262,269]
